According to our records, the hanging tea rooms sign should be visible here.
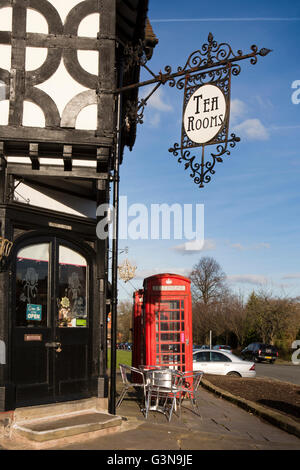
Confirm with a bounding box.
[173,61,234,188]
[119,32,271,188]
[168,33,271,187]
[183,84,227,145]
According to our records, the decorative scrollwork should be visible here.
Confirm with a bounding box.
[125,99,146,127]
[120,33,271,96]
[184,65,231,92]
[124,39,148,72]
[160,33,271,89]
[169,133,240,188]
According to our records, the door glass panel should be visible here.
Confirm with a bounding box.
[154,298,186,370]
[16,243,49,327]
[58,246,88,328]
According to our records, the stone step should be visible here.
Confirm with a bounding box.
[13,410,122,442]
[14,397,107,422]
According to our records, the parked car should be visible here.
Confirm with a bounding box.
[118,342,131,350]
[213,345,233,353]
[193,349,256,377]
[241,343,278,364]
[193,344,209,350]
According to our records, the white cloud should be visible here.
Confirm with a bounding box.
[281,273,300,280]
[149,112,161,128]
[172,238,216,255]
[233,118,269,141]
[269,124,300,132]
[141,87,173,128]
[227,274,269,285]
[230,243,245,251]
[229,98,269,141]
[146,87,173,112]
[255,95,274,111]
[254,242,270,249]
[230,99,247,124]
[135,267,190,280]
[230,242,270,251]
[141,86,173,113]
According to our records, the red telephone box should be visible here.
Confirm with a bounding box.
[132,273,193,374]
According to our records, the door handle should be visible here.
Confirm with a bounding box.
[45,341,62,353]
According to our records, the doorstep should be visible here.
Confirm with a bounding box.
[3,397,122,445]
[13,410,122,442]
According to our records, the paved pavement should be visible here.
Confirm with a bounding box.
[256,363,300,385]
[47,386,300,451]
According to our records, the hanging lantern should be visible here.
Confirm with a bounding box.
[118,259,137,283]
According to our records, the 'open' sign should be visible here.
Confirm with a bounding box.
[26,304,42,321]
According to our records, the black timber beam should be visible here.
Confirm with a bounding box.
[7,164,109,180]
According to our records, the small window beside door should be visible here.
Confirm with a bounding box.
[58,245,88,328]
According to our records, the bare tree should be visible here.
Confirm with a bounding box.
[190,256,227,304]
[117,300,133,342]
[223,292,247,347]
[245,290,300,345]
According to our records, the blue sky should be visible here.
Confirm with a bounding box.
[117,0,300,302]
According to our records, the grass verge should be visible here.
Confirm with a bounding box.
[107,349,132,370]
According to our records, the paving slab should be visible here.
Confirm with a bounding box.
[45,388,300,450]
[1,376,299,451]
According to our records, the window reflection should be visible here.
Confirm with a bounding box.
[16,243,49,327]
[58,246,88,328]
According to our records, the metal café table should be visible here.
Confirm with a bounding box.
[138,365,182,422]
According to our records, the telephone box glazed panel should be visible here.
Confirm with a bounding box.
[132,289,144,375]
[134,274,193,374]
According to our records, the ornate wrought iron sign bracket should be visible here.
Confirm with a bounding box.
[119,33,271,187]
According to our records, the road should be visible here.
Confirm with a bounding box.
[255,363,300,385]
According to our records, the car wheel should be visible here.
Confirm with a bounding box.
[227,371,241,377]
[269,360,275,364]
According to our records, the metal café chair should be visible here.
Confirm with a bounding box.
[138,364,170,373]
[177,370,204,415]
[139,364,172,369]
[144,368,182,422]
[116,364,146,408]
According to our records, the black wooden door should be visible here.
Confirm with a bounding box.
[12,238,92,407]
[53,241,91,399]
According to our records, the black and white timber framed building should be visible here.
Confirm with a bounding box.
[0,0,157,411]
